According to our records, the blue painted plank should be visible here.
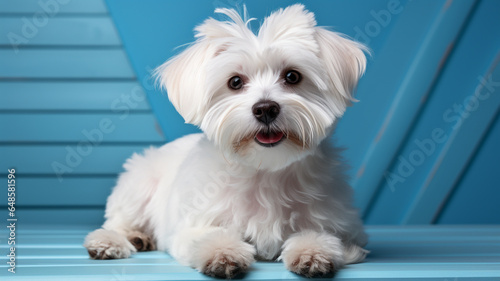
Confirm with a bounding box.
[0,0,107,14]
[0,177,113,206]
[365,225,500,238]
[2,251,498,267]
[0,260,498,280]
[0,226,498,278]
[5,208,105,226]
[4,240,498,256]
[437,113,500,224]
[353,0,478,214]
[365,0,500,225]
[404,54,500,224]
[2,256,498,268]
[0,81,150,110]
[0,226,499,280]
[0,145,157,174]
[0,49,135,78]
[0,113,164,142]
[0,17,121,46]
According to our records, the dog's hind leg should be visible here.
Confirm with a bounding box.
[84,218,156,259]
[84,205,157,259]
[84,147,162,259]
[126,230,156,252]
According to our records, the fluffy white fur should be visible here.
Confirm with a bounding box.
[84,4,369,278]
[280,231,343,276]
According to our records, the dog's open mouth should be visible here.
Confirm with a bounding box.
[255,130,284,147]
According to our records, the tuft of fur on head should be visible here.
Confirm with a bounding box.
[155,4,367,171]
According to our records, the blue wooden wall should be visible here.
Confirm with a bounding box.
[1,0,499,226]
[0,0,165,225]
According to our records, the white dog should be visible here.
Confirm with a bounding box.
[84,4,369,278]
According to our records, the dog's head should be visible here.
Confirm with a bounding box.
[156,4,367,171]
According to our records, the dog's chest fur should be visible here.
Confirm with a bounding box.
[188,158,332,259]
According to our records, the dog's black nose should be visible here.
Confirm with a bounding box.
[252,100,280,125]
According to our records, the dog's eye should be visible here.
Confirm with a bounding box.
[228,76,243,90]
[285,70,301,84]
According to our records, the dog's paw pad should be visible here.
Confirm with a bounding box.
[127,232,155,252]
[288,253,335,277]
[203,253,246,278]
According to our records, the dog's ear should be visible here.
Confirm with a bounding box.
[258,4,367,114]
[155,8,252,126]
[314,28,368,112]
[155,39,219,125]
[258,4,317,49]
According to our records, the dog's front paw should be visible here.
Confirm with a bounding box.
[202,250,249,278]
[285,250,335,277]
[192,230,255,278]
[84,229,135,260]
[280,231,344,277]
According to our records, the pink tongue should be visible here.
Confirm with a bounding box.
[256,131,284,144]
